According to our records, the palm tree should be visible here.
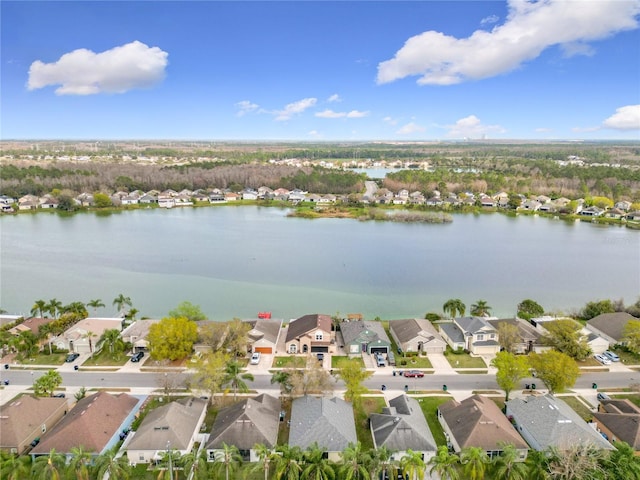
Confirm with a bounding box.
[154,448,181,480]
[87,298,105,314]
[251,443,279,480]
[271,370,293,396]
[491,444,527,480]
[601,441,640,480]
[100,328,125,356]
[179,450,209,480]
[0,451,32,480]
[11,330,38,359]
[470,300,492,317]
[222,360,254,401]
[32,448,65,480]
[460,446,489,480]
[428,445,460,480]
[338,442,369,480]
[67,446,92,480]
[85,331,96,355]
[112,294,132,316]
[125,308,139,322]
[61,301,88,317]
[399,449,425,480]
[46,298,63,319]
[210,442,242,480]
[443,299,466,318]
[273,444,303,480]
[524,450,549,480]
[31,299,47,318]
[92,446,131,480]
[372,446,398,480]
[302,443,335,480]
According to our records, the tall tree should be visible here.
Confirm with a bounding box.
[148,317,198,361]
[0,452,32,480]
[33,370,63,397]
[600,441,640,480]
[496,322,521,354]
[273,444,303,480]
[546,443,604,480]
[11,330,38,358]
[428,445,460,480]
[99,328,125,356]
[67,446,92,480]
[46,298,62,319]
[443,299,466,318]
[31,299,47,318]
[210,443,242,480]
[168,301,207,322]
[335,358,372,410]
[302,443,336,480]
[524,449,549,480]
[490,443,527,480]
[86,298,105,314]
[32,448,65,480]
[338,442,369,480]
[370,445,398,480]
[92,446,131,480]
[289,355,334,396]
[250,444,279,480]
[112,294,132,316]
[460,447,489,480]
[222,359,254,401]
[190,351,229,405]
[491,351,530,401]
[179,450,209,480]
[470,300,492,317]
[541,319,591,361]
[623,320,640,355]
[400,449,426,480]
[528,350,580,394]
[517,299,544,320]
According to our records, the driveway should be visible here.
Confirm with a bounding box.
[427,352,456,373]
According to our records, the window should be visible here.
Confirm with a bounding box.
[288,344,297,354]
[139,454,144,461]
[490,334,495,339]
[477,334,484,341]
[315,332,323,341]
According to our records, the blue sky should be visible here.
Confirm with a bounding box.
[2,0,639,141]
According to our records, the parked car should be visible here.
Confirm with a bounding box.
[51,393,65,398]
[603,350,620,362]
[130,351,144,362]
[317,353,325,362]
[403,370,424,378]
[597,392,611,401]
[65,353,80,363]
[594,354,611,365]
[250,352,261,365]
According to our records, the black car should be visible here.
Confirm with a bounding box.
[130,351,144,362]
[65,353,80,363]
[51,393,65,398]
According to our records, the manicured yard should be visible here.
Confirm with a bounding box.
[395,355,433,368]
[561,395,594,421]
[612,346,640,365]
[417,396,452,447]
[444,350,487,368]
[19,352,67,365]
[83,348,130,366]
[272,356,305,368]
[354,396,387,450]
[577,356,606,367]
[277,397,292,446]
[331,355,364,369]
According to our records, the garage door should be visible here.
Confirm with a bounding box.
[254,347,272,354]
[311,346,329,353]
[424,346,445,354]
[370,347,389,354]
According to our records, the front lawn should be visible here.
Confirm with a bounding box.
[395,355,433,368]
[84,348,130,366]
[272,356,305,368]
[354,396,387,450]
[331,356,364,369]
[612,346,640,365]
[21,352,68,365]
[417,396,452,447]
[561,396,594,421]
[444,350,487,368]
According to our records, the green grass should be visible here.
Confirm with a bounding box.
[20,352,67,365]
[354,396,387,450]
[83,348,130,366]
[273,356,305,368]
[277,398,292,446]
[417,396,452,447]
[608,393,640,407]
[395,355,433,368]
[561,396,594,421]
[331,356,364,368]
[444,350,487,368]
[612,346,640,365]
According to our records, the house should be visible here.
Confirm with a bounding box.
[242,189,258,201]
[306,194,321,203]
[505,394,613,451]
[127,397,207,464]
[30,392,142,459]
[120,319,159,352]
[209,193,226,203]
[614,200,632,211]
[39,197,59,209]
[580,206,604,217]
[174,194,193,207]
[120,194,139,206]
[157,195,175,208]
[206,394,280,462]
[480,197,496,208]
[8,316,57,338]
[55,317,124,354]
[139,194,157,204]
[289,396,357,461]
[583,330,610,355]
[224,192,239,202]
[438,395,528,460]
[340,320,391,355]
[592,399,640,452]
[627,211,640,222]
[370,394,437,462]
[285,314,334,354]
[389,318,447,354]
[520,200,541,211]
[439,317,500,355]
[487,318,547,354]
[245,318,283,354]
[0,396,68,454]
[18,195,39,210]
[586,312,637,346]
[605,208,626,219]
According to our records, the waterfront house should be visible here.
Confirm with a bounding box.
[207,394,280,462]
[30,391,142,459]
[586,312,637,346]
[0,396,68,454]
[246,318,283,355]
[580,206,604,217]
[157,195,175,208]
[439,317,500,355]
[340,319,391,355]
[505,394,613,451]
[242,189,258,201]
[370,394,437,462]
[389,318,447,354]
[120,319,159,353]
[285,314,334,354]
[8,316,57,338]
[438,394,528,459]
[487,318,547,354]
[289,396,357,462]
[614,200,632,211]
[592,399,640,451]
[127,397,207,465]
[56,317,124,354]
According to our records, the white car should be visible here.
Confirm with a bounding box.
[250,352,261,365]
[603,350,620,362]
[594,354,611,365]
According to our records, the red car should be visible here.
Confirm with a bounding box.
[403,370,424,378]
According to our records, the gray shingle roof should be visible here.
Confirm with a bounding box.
[289,396,356,452]
[246,319,283,345]
[340,320,390,345]
[439,323,464,344]
[370,395,436,452]
[206,394,281,450]
[127,397,207,452]
[506,394,613,451]
[455,317,497,335]
[389,318,442,344]
[587,312,637,342]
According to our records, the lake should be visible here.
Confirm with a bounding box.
[1,207,638,321]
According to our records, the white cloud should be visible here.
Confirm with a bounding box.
[327,94,341,103]
[446,115,506,138]
[480,14,499,26]
[274,97,317,121]
[602,104,640,130]
[307,130,322,138]
[377,0,640,85]
[315,109,369,118]
[27,41,168,95]
[383,116,398,126]
[396,122,426,135]
[235,100,259,117]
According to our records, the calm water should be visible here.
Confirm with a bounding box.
[1,207,638,320]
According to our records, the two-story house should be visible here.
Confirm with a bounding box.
[438,317,500,355]
[285,314,334,355]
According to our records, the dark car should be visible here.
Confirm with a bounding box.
[51,393,65,398]
[403,370,424,378]
[317,353,325,362]
[130,351,144,362]
[65,353,80,363]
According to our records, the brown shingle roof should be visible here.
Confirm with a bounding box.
[593,399,640,449]
[0,396,67,451]
[286,314,332,342]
